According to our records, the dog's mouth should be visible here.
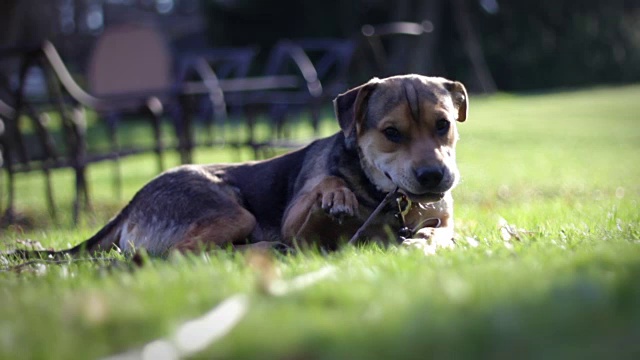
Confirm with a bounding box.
[400,190,445,203]
[383,172,445,203]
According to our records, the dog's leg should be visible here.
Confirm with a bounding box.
[172,206,257,253]
[282,176,358,245]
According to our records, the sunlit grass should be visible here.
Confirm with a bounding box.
[1,85,639,359]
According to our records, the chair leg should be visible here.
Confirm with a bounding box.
[246,109,260,160]
[71,165,91,225]
[202,98,214,147]
[105,114,122,200]
[149,110,164,173]
[0,154,3,215]
[80,165,91,213]
[72,168,83,225]
[72,167,80,225]
[279,114,290,140]
[44,57,92,223]
[177,94,194,164]
[270,105,287,141]
[26,107,60,223]
[72,106,91,224]
[43,167,58,222]
[2,108,19,224]
[310,102,322,137]
[146,97,165,172]
[3,161,15,224]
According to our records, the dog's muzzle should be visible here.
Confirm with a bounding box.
[414,166,446,187]
[414,165,455,192]
[384,168,453,203]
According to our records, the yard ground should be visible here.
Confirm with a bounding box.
[1,84,639,359]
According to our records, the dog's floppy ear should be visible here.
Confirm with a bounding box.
[445,81,469,122]
[333,78,379,148]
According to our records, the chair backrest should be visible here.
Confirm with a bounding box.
[264,38,356,98]
[291,39,355,97]
[0,98,13,120]
[264,40,322,97]
[176,47,257,83]
[87,24,172,97]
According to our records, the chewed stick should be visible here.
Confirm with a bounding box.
[348,189,401,246]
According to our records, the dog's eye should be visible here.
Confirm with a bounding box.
[436,119,450,135]
[382,127,402,142]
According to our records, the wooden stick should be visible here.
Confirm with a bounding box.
[348,189,401,246]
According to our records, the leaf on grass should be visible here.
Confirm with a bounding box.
[103,294,250,360]
[62,291,111,327]
[6,261,48,275]
[464,237,480,248]
[268,266,336,296]
[15,239,45,251]
[497,216,532,241]
[141,340,178,360]
[246,249,336,296]
[105,255,336,360]
[439,275,471,303]
[82,292,110,325]
[246,249,281,294]
[173,294,250,355]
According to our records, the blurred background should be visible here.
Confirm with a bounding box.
[2,0,639,92]
[0,0,639,224]
[2,5,640,359]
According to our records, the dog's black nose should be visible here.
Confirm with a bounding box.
[414,166,445,188]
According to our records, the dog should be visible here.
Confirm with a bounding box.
[11,74,468,258]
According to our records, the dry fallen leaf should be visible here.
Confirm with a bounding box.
[246,249,281,294]
[172,294,250,355]
[103,294,250,360]
[104,253,335,360]
[268,266,336,296]
[464,237,480,248]
[497,216,532,241]
[82,292,110,325]
[16,239,45,251]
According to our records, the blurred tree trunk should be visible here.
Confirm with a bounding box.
[0,0,56,48]
[451,0,496,93]
[387,0,443,76]
[387,0,411,75]
[0,0,22,100]
[0,0,20,48]
[0,0,58,101]
[413,0,444,76]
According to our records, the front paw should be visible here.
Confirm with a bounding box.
[320,187,358,222]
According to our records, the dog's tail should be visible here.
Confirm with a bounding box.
[5,208,129,260]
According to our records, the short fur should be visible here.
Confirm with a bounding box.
[13,75,469,257]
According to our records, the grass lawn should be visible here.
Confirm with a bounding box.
[1,84,639,359]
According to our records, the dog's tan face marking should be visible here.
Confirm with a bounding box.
[339,75,468,203]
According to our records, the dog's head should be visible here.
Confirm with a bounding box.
[334,75,468,203]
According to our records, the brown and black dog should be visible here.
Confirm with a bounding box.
[12,74,469,257]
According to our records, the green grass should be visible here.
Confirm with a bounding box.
[1,85,640,359]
